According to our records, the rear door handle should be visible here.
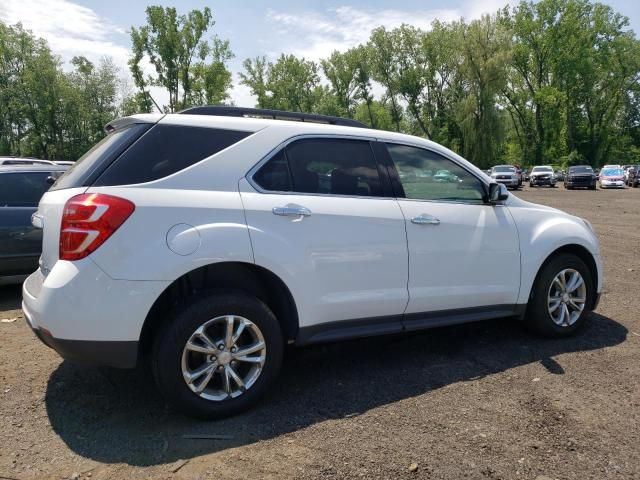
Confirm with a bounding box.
[272,206,312,217]
[411,214,440,225]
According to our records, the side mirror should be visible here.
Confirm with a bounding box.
[488,182,509,204]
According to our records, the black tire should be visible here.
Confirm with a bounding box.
[589,185,596,190]
[152,291,284,419]
[529,182,534,188]
[524,253,594,337]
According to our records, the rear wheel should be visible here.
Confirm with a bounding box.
[525,253,593,337]
[152,292,284,419]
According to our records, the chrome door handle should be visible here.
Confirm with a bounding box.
[272,206,312,217]
[411,214,440,225]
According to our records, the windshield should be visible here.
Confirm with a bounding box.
[532,167,553,173]
[492,166,515,173]
[569,166,593,174]
[601,168,623,176]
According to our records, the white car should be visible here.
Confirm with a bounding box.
[22,107,603,419]
[529,165,557,187]
[0,157,56,166]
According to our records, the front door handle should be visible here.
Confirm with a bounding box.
[411,214,440,225]
[272,206,312,217]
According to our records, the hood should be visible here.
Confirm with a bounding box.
[530,171,553,176]
[601,175,624,180]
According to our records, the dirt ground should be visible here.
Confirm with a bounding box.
[1,186,639,480]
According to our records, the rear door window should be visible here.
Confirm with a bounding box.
[253,138,384,197]
[94,125,251,186]
[0,172,52,207]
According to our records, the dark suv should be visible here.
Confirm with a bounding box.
[0,164,67,284]
[564,165,597,190]
[626,165,640,188]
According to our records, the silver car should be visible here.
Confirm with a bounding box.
[490,165,519,189]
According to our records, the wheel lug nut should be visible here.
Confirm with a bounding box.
[231,347,237,353]
[218,344,225,351]
[217,365,224,371]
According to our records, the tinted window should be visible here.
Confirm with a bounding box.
[253,150,292,192]
[284,138,382,196]
[51,123,150,191]
[0,172,52,207]
[386,143,485,203]
[94,125,251,186]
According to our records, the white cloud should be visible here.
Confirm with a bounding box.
[0,0,130,72]
[265,3,513,61]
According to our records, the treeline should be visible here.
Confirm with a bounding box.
[0,23,125,160]
[1,0,639,167]
[240,1,640,167]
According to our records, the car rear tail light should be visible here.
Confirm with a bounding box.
[60,193,135,261]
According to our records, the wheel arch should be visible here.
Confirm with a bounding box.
[138,261,299,361]
[529,244,599,310]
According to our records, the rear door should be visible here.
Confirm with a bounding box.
[0,171,53,276]
[241,137,409,340]
[380,142,521,327]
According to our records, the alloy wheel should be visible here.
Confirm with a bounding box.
[181,315,266,401]
[547,268,587,327]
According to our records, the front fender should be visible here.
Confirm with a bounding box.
[507,201,602,305]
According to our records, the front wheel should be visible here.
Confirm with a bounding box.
[152,292,284,419]
[525,253,594,337]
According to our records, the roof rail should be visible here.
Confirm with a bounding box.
[178,106,368,128]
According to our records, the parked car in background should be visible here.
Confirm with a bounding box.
[564,165,597,190]
[529,166,557,187]
[599,167,625,188]
[490,165,520,189]
[513,165,523,187]
[522,169,530,182]
[0,157,56,166]
[554,170,565,181]
[433,169,459,183]
[0,165,68,285]
[625,165,640,187]
[22,107,602,419]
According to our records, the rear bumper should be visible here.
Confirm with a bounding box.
[22,259,169,369]
[24,310,138,368]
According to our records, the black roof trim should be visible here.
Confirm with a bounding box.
[179,106,368,129]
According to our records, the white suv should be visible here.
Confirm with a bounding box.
[23,107,603,418]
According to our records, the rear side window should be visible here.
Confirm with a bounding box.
[252,150,292,192]
[253,138,383,197]
[0,172,52,207]
[94,125,251,186]
[51,123,150,191]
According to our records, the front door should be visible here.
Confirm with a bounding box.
[381,142,521,326]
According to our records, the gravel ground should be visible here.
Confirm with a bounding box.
[1,186,639,480]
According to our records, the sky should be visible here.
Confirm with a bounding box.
[0,0,638,108]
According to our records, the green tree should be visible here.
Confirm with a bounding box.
[129,6,233,112]
[241,54,322,112]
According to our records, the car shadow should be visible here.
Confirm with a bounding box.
[44,313,626,467]
[0,284,22,311]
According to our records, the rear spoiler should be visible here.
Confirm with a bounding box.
[104,114,164,134]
